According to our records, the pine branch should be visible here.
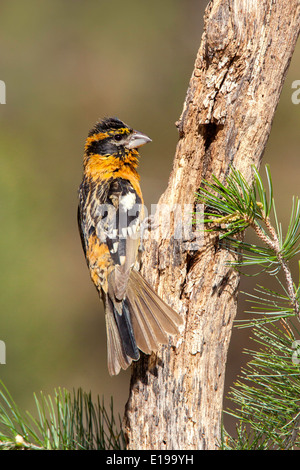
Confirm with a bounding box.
[197,164,300,449]
[250,212,299,318]
[0,382,125,450]
[197,165,300,322]
[225,322,300,450]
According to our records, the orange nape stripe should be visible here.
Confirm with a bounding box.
[84,132,109,152]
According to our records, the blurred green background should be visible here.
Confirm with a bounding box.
[0,0,299,436]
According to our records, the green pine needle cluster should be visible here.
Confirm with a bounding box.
[198,165,274,238]
[0,382,125,450]
[223,321,300,450]
[197,165,300,450]
[197,164,300,321]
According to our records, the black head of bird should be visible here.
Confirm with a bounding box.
[84,117,152,161]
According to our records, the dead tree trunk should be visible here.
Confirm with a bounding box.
[124,0,300,450]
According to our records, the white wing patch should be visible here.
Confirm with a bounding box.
[119,192,136,211]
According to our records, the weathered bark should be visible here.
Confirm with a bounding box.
[124,0,300,450]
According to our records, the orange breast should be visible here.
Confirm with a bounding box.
[84,152,143,201]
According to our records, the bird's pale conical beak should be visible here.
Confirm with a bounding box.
[126,130,152,149]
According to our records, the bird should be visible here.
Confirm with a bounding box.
[77,117,183,375]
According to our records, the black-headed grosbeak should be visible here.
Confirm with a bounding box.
[78,117,182,375]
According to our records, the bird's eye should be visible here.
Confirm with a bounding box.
[114,134,123,142]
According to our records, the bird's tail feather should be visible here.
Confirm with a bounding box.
[105,294,139,376]
[127,270,183,354]
[105,269,183,375]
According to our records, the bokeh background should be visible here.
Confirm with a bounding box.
[0,0,299,438]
